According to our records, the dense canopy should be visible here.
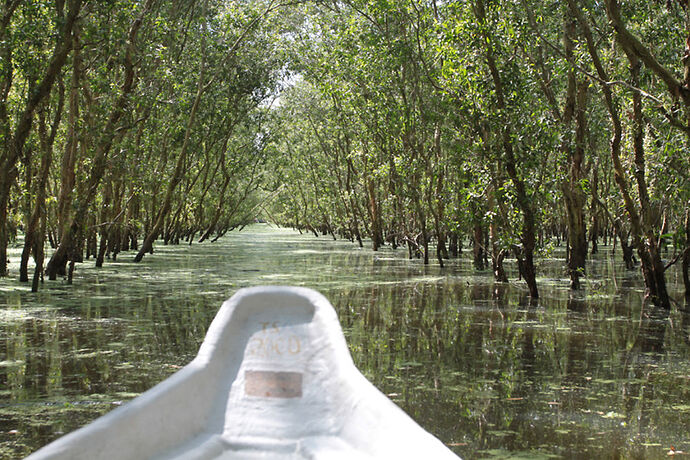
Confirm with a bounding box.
[0,0,688,307]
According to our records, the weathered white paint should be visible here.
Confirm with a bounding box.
[27,286,461,460]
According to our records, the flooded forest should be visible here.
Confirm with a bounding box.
[1,0,690,458]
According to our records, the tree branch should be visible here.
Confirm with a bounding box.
[604,0,690,105]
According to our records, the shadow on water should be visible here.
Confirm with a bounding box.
[0,225,689,459]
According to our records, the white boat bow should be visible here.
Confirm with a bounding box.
[27,286,460,459]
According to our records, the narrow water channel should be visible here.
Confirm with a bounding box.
[1,225,689,459]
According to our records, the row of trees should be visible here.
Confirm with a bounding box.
[267,0,690,307]
[1,0,688,307]
[0,0,288,290]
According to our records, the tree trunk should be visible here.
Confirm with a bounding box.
[475,0,538,297]
[627,54,670,309]
[599,0,672,309]
[0,187,10,276]
[31,211,46,292]
[491,236,508,283]
[489,191,508,283]
[431,124,447,266]
[472,221,485,270]
[590,164,600,255]
[564,81,589,289]
[0,3,19,276]
[413,198,429,265]
[95,182,111,268]
[57,23,81,245]
[346,157,364,248]
[136,28,207,261]
[620,233,636,270]
[0,0,82,277]
[365,176,383,251]
[18,150,32,281]
[683,211,689,297]
[449,232,458,258]
[20,81,64,284]
[47,0,152,279]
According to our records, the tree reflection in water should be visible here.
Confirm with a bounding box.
[0,226,688,459]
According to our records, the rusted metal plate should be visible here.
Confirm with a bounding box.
[245,370,303,398]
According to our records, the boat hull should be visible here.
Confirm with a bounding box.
[27,286,460,460]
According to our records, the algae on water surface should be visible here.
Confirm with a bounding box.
[1,225,689,459]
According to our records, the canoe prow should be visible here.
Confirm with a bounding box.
[27,286,460,459]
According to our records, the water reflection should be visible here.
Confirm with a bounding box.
[0,225,688,459]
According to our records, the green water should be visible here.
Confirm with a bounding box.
[0,224,689,459]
